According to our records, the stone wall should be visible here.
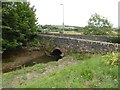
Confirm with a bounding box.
[39,34,120,55]
[40,33,114,42]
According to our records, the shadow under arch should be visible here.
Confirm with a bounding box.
[51,48,64,61]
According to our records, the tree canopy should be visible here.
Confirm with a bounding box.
[83,13,112,35]
[2,2,38,52]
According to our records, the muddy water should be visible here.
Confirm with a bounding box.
[24,55,60,66]
[2,54,61,73]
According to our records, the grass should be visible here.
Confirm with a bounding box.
[19,54,118,88]
[63,31,82,34]
[49,31,82,35]
[2,53,79,88]
[2,53,119,88]
[2,63,48,88]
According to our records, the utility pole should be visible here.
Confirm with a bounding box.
[118,1,120,28]
[60,3,64,32]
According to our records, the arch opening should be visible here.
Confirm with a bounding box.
[51,49,63,61]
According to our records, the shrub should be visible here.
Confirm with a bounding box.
[109,29,120,43]
[102,53,120,66]
[109,36,120,44]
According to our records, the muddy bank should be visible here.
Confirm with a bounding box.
[2,48,61,73]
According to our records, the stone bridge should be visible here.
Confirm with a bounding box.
[39,34,120,56]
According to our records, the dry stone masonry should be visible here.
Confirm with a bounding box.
[39,34,120,55]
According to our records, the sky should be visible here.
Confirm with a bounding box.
[29,0,120,28]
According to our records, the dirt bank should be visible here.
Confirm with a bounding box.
[2,48,48,73]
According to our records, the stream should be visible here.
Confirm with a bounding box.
[3,55,61,73]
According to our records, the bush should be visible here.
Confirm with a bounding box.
[109,36,120,44]
[102,53,120,66]
[109,29,120,43]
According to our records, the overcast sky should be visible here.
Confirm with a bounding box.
[29,0,119,27]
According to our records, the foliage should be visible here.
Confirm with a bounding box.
[39,25,83,34]
[39,25,60,33]
[109,36,120,44]
[2,2,38,52]
[36,25,43,32]
[102,52,120,66]
[109,29,120,43]
[83,13,112,35]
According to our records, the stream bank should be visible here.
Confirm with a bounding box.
[2,47,62,73]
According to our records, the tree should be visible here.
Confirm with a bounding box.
[2,2,38,52]
[83,13,112,35]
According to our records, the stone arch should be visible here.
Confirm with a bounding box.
[51,47,64,61]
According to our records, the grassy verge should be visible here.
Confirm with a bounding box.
[19,53,118,88]
[3,53,119,88]
[2,63,48,88]
[3,53,84,88]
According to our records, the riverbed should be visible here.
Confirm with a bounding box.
[2,49,61,73]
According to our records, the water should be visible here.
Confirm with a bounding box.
[3,54,61,73]
[24,55,60,66]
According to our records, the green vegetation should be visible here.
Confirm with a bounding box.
[39,13,119,37]
[19,53,119,88]
[109,29,120,44]
[102,52,120,66]
[49,31,82,35]
[83,13,112,35]
[39,25,83,34]
[3,53,119,88]
[1,2,119,89]
[3,63,48,88]
[2,2,38,52]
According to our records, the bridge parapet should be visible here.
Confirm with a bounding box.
[39,34,120,55]
[40,33,116,42]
